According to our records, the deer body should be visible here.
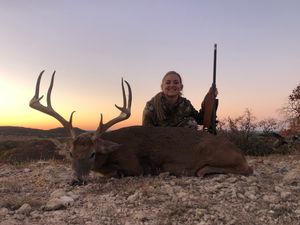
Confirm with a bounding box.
[71,126,252,182]
[30,71,252,185]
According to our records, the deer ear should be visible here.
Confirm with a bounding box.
[98,140,121,154]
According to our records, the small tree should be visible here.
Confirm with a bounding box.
[220,109,281,155]
[288,84,300,117]
[257,118,279,134]
[221,109,257,152]
[281,84,300,133]
[226,108,257,140]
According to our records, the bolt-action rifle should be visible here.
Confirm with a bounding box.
[202,44,219,134]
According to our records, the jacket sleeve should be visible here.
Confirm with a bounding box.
[196,108,204,125]
[184,99,204,125]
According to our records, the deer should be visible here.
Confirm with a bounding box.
[30,71,253,185]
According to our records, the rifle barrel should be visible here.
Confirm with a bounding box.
[213,44,217,87]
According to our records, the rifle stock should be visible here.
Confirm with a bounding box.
[202,44,218,134]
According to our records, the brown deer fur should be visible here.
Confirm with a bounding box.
[69,126,253,184]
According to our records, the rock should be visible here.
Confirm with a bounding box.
[133,211,148,221]
[67,191,80,200]
[16,203,31,215]
[60,196,74,206]
[30,210,41,219]
[0,207,9,216]
[43,198,66,211]
[283,165,300,183]
[23,168,31,173]
[13,213,25,220]
[127,191,140,202]
[237,193,245,199]
[50,189,67,198]
[274,185,283,192]
[158,172,170,178]
[280,191,291,200]
[262,194,280,204]
[177,190,188,199]
[278,165,289,173]
[227,177,237,183]
[244,191,257,200]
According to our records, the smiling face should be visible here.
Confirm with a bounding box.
[161,72,183,99]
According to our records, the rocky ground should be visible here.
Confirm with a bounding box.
[0,153,300,225]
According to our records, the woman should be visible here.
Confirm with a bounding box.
[142,71,209,129]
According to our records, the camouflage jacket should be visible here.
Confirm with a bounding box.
[142,93,203,129]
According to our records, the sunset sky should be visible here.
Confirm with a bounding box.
[0,0,299,131]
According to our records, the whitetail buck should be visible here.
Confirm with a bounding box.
[30,71,253,185]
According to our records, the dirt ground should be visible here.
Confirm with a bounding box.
[0,134,300,225]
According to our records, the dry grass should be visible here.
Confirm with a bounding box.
[0,176,45,210]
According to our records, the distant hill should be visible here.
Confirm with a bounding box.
[0,126,87,137]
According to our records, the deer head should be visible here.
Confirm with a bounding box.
[29,70,132,184]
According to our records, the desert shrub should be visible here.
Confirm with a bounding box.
[0,141,24,161]
[279,84,300,135]
[218,130,274,156]
[218,109,290,156]
[216,85,300,155]
[0,139,64,163]
[0,140,24,151]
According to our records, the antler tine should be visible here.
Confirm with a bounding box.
[115,78,127,110]
[29,70,76,139]
[124,80,132,110]
[94,78,132,136]
[46,71,55,109]
[35,70,44,98]
[30,70,45,105]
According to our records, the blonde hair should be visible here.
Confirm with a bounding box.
[153,92,165,121]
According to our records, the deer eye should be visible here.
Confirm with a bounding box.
[69,152,73,158]
[89,152,96,159]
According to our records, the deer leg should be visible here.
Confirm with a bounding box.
[118,155,144,176]
[196,164,252,177]
[121,163,144,176]
[162,163,194,176]
[196,166,229,177]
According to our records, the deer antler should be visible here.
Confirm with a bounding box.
[29,70,76,139]
[94,78,132,136]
